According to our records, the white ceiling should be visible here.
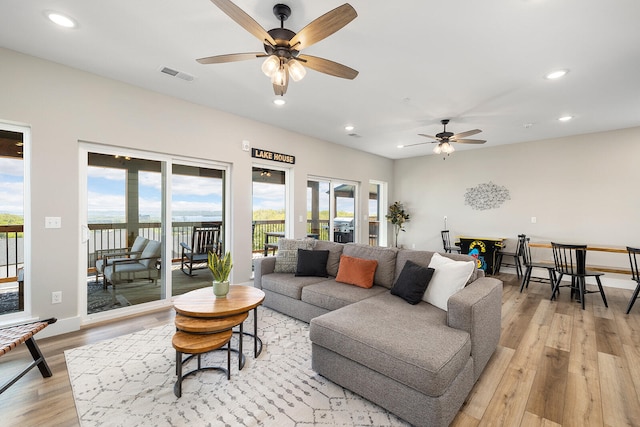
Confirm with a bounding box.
[2,0,639,159]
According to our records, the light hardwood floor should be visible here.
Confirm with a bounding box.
[1,273,639,427]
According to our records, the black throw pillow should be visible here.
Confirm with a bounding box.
[295,249,330,277]
[391,260,435,304]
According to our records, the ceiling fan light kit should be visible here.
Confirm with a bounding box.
[199,0,359,96]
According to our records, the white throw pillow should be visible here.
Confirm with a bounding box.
[422,252,475,311]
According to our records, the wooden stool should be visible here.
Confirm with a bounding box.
[172,329,232,398]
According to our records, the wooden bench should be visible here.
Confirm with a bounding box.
[0,318,56,394]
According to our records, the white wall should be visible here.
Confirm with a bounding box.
[0,48,393,334]
[393,126,640,288]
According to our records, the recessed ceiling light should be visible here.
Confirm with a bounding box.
[344,125,355,131]
[558,115,573,122]
[545,69,568,80]
[397,144,404,148]
[46,11,77,28]
[273,98,286,106]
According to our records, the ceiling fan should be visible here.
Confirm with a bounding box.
[404,119,486,155]
[197,0,359,96]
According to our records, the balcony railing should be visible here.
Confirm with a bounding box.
[0,225,23,282]
[0,220,381,280]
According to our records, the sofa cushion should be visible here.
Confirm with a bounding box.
[274,238,315,273]
[302,280,388,311]
[335,255,378,288]
[310,292,471,397]
[394,250,479,285]
[295,249,329,277]
[391,260,434,304]
[343,244,398,288]
[261,273,329,300]
[313,240,344,277]
[423,253,475,311]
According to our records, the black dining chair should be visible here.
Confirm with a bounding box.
[519,238,556,293]
[625,246,640,314]
[550,242,608,310]
[497,234,526,278]
[441,230,461,254]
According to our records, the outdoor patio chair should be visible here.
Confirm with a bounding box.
[95,235,149,287]
[103,239,162,290]
[180,224,222,276]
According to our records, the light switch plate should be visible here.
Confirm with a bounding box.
[45,216,62,228]
[242,140,250,151]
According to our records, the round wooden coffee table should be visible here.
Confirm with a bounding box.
[173,285,266,368]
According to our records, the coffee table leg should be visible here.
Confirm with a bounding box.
[253,307,262,358]
[238,322,244,370]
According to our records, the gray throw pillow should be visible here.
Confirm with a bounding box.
[274,238,316,273]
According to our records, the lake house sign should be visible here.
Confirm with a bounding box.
[251,148,295,165]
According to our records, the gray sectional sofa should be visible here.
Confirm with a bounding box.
[253,241,502,427]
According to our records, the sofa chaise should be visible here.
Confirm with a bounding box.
[253,240,502,427]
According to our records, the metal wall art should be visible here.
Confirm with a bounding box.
[464,181,510,210]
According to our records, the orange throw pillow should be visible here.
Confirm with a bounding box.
[335,254,378,288]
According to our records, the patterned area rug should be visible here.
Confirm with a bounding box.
[65,308,409,427]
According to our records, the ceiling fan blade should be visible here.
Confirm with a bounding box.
[197,52,265,64]
[452,129,482,139]
[289,3,357,50]
[297,54,358,79]
[453,139,486,144]
[401,141,430,148]
[210,0,276,46]
[418,133,439,140]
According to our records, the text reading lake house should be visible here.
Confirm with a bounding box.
[251,148,295,165]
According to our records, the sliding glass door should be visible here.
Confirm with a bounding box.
[84,147,228,316]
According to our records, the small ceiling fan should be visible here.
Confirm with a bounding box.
[197,0,359,96]
[404,119,486,155]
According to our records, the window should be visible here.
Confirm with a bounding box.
[307,177,358,243]
[0,124,28,319]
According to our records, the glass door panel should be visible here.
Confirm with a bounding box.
[252,167,286,260]
[171,164,224,296]
[306,179,330,240]
[307,178,358,243]
[0,128,25,317]
[368,183,381,246]
[87,153,163,314]
[333,182,355,243]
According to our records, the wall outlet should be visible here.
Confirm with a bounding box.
[242,140,250,151]
[52,291,62,304]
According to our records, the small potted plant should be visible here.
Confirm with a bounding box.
[208,251,233,297]
[386,201,410,248]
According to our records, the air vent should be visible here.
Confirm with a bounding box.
[159,66,195,82]
[347,133,361,138]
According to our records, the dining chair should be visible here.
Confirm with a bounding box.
[441,230,461,253]
[497,234,526,278]
[550,242,608,310]
[625,246,640,314]
[519,238,556,292]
